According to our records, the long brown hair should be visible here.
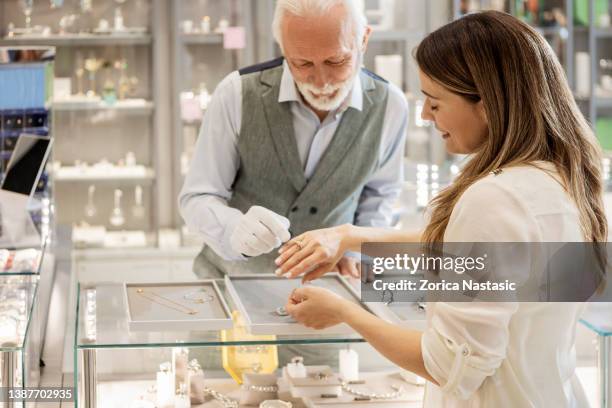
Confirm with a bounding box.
[416,11,607,244]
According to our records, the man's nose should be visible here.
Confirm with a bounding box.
[309,65,331,88]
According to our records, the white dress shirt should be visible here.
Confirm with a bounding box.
[179,61,408,260]
[422,162,589,407]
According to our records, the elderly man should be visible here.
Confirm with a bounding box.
[179,0,408,279]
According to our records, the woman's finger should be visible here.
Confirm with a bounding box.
[276,241,317,275]
[339,258,360,278]
[302,263,335,283]
[275,243,300,267]
[279,233,307,254]
[285,250,329,278]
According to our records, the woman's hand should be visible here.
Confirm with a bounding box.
[274,225,353,282]
[285,286,358,329]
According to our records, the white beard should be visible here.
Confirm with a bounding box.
[295,53,362,112]
[296,76,355,112]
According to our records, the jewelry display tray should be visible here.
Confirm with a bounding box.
[224,274,373,336]
[123,281,233,332]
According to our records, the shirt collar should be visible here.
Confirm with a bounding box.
[278,60,363,112]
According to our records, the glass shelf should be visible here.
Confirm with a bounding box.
[75,282,365,350]
[0,34,152,47]
[0,207,49,276]
[180,33,224,45]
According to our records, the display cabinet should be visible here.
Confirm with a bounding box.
[0,276,41,403]
[0,223,50,408]
[74,279,427,407]
[0,0,169,249]
[171,0,256,243]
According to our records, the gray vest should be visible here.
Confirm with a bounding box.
[195,61,389,278]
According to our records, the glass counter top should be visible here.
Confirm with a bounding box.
[0,203,49,276]
[76,282,365,350]
[580,303,612,336]
[0,276,38,352]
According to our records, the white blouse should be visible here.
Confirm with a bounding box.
[421,163,590,408]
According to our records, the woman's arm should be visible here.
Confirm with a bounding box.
[342,301,437,384]
[276,225,422,280]
[342,225,423,251]
[285,286,437,384]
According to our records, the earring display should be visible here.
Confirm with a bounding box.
[224,274,378,336]
[20,0,34,32]
[84,56,103,98]
[109,189,125,227]
[75,67,86,96]
[84,185,97,219]
[124,281,233,332]
[131,185,146,220]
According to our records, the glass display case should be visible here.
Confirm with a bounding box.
[0,276,41,398]
[74,280,427,407]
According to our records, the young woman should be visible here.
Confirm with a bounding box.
[274,11,607,407]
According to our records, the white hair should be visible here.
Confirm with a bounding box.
[272,0,367,52]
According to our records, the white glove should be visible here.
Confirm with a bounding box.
[230,206,291,257]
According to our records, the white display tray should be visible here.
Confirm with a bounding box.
[224,274,373,336]
[123,281,233,332]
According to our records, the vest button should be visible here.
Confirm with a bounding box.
[310,207,318,215]
[291,206,299,213]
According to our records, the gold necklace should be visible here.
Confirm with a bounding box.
[136,289,198,315]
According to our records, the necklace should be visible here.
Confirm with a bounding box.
[203,386,238,408]
[136,289,198,315]
[241,384,278,393]
[341,382,404,400]
[182,288,215,304]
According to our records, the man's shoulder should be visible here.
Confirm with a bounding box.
[238,57,285,76]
